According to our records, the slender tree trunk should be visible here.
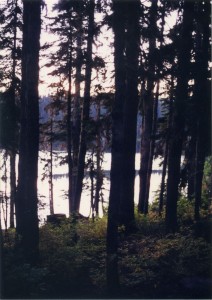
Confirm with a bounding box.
[3,154,8,230]
[138,0,157,214]
[74,0,95,213]
[94,101,101,217]
[106,0,126,291]
[49,117,54,215]
[194,124,205,221]
[193,0,210,221]
[119,0,140,229]
[9,0,18,229]
[159,77,174,215]
[165,0,194,233]
[72,20,82,206]
[15,0,41,264]
[67,35,73,215]
[90,159,95,221]
[144,80,159,213]
[187,137,196,201]
[145,4,166,213]
[9,152,16,228]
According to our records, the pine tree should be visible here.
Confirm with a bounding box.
[165,0,194,233]
[106,0,140,290]
[15,0,41,263]
[0,0,22,228]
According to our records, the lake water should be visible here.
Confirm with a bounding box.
[0,151,162,228]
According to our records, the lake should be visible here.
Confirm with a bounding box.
[0,151,162,228]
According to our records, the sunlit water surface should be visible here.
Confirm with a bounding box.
[0,151,162,228]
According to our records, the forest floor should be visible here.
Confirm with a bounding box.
[2,204,212,299]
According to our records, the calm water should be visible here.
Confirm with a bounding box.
[0,151,162,228]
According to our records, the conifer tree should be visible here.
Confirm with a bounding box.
[15,0,41,263]
[165,0,194,233]
[0,0,22,228]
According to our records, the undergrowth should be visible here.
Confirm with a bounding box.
[2,208,212,299]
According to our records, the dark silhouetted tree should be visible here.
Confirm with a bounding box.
[15,0,41,263]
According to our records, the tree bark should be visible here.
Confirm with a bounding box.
[15,0,41,264]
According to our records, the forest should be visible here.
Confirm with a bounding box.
[0,0,211,299]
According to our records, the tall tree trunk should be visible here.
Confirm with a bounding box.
[74,0,95,213]
[193,0,210,221]
[187,137,196,201]
[138,0,157,214]
[106,0,126,291]
[145,4,166,213]
[94,100,101,217]
[194,124,205,221]
[9,0,19,229]
[72,19,83,206]
[15,0,41,264]
[144,80,159,213]
[165,0,194,233]
[159,77,174,215]
[49,117,54,215]
[9,152,16,228]
[119,0,140,229]
[67,34,73,215]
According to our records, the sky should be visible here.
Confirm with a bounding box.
[39,0,178,97]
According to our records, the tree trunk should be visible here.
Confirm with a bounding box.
[144,80,159,213]
[9,0,19,229]
[74,0,95,213]
[67,35,73,215]
[9,152,16,228]
[49,117,54,215]
[106,0,126,291]
[145,4,165,213]
[15,0,41,264]
[165,0,194,233]
[193,0,210,221]
[194,125,205,221]
[72,19,83,206]
[187,137,196,201]
[138,0,157,214]
[159,78,174,215]
[94,100,101,217]
[119,0,140,229]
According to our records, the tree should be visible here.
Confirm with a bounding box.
[192,0,210,220]
[119,0,140,229]
[165,0,194,233]
[73,0,95,213]
[106,0,140,291]
[47,0,96,215]
[106,0,126,290]
[0,0,22,228]
[138,0,158,215]
[15,0,41,263]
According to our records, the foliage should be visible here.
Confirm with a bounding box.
[3,207,211,299]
